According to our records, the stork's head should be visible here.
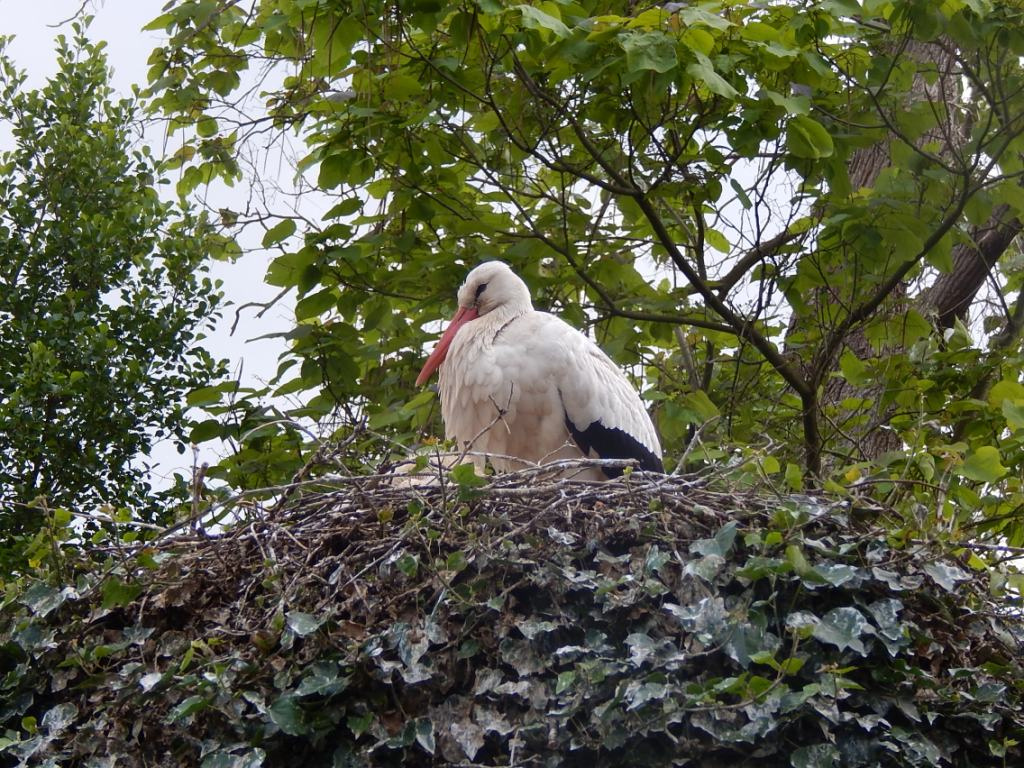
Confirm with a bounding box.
[455,260,533,317]
[415,261,532,386]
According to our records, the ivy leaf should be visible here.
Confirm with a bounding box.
[451,720,485,760]
[20,583,65,617]
[812,607,873,654]
[922,561,969,592]
[625,632,657,666]
[414,717,436,754]
[167,695,207,723]
[41,703,78,735]
[867,598,907,656]
[396,553,419,578]
[101,577,142,609]
[446,550,470,573]
[791,743,840,767]
[450,463,486,499]
[691,521,738,557]
[201,750,267,768]
[296,662,345,697]
[816,563,860,588]
[268,695,307,736]
[285,611,324,637]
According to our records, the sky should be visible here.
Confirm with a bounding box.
[2,1,295,484]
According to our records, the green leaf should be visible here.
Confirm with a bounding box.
[143,13,175,31]
[1003,399,1024,431]
[516,4,570,38]
[415,718,436,754]
[324,197,363,219]
[838,350,868,386]
[262,218,297,247]
[791,744,840,768]
[989,378,1024,427]
[190,419,223,443]
[786,115,834,158]
[922,560,969,592]
[681,27,715,56]
[285,611,324,637]
[958,446,1008,483]
[691,521,737,557]
[295,661,345,696]
[812,607,872,654]
[679,390,720,423]
[294,288,337,321]
[786,544,824,584]
[705,228,730,253]
[347,712,374,736]
[196,116,218,138]
[187,385,231,407]
[446,550,470,572]
[730,178,753,208]
[450,462,486,489]
[269,695,307,736]
[686,52,738,97]
[396,553,419,577]
[555,669,577,694]
[167,695,207,723]
[784,462,803,491]
[318,154,350,189]
[20,583,65,617]
[990,379,1024,404]
[621,31,678,73]
[100,576,142,609]
[383,73,422,100]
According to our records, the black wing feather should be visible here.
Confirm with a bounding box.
[564,413,664,478]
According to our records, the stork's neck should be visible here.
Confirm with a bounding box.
[477,299,530,330]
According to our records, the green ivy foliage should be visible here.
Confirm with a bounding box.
[0,477,1020,765]
[0,26,226,556]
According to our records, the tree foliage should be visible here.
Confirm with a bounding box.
[0,27,226,553]
[144,0,1024,547]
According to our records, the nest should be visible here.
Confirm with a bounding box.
[4,465,1024,767]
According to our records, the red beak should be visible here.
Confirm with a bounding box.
[415,306,479,386]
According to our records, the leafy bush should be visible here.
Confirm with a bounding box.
[1,470,1021,766]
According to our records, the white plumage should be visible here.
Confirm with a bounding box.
[415,261,663,480]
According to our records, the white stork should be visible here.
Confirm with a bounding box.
[415,261,663,480]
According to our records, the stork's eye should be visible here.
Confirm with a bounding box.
[474,282,488,300]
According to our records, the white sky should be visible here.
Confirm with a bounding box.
[2,1,295,485]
